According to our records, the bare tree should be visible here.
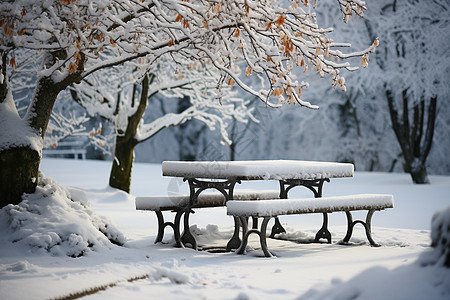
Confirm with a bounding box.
[363,0,448,183]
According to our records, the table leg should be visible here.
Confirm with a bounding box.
[269,217,286,238]
[180,207,197,249]
[226,216,242,251]
[184,178,241,251]
[278,179,331,243]
[314,212,332,243]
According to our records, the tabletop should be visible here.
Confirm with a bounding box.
[162,160,354,181]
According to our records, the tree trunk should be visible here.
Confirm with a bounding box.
[109,135,137,193]
[0,75,62,207]
[0,51,84,208]
[0,67,59,207]
[410,162,429,184]
[108,74,151,193]
[0,146,40,208]
[385,89,436,184]
[176,96,200,161]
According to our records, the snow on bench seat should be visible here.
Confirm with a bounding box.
[135,189,280,247]
[227,194,394,257]
[135,189,280,211]
[226,194,394,217]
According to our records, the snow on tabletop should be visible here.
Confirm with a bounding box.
[135,189,280,210]
[227,194,394,217]
[162,160,354,180]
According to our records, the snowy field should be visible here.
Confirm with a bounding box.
[1,158,449,299]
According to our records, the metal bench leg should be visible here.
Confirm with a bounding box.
[314,213,332,243]
[226,216,242,251]
[259,217,272,257]
[342,210,380,247]
[270,217,286,238]
[180,208,197,249]
[173,210,184,248]
[238,216,273,257]
[154,210,184,248]
[236,217,248,254]
[252,217,258,229]
[154,211,165,244]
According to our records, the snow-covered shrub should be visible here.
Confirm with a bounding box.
[1,172,125,257]
[430,206,450,267]
[419,206,450,268]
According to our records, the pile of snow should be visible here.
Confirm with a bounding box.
[0,172,125,257]
[424,206,450,267]
[0,92,42,152]
[297,205,450,300]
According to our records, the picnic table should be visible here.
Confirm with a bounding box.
[161,159,355,250]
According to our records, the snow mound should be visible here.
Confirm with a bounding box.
[297,207,450,300]
[1,173,125,257]
[421,205,450,267]
[0,261,39,275]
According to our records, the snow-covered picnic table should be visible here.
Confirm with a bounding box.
[158,160,356,251]
[135,160,393,256]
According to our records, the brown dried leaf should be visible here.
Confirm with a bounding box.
[10,58,16,68]
[275,15,285,27]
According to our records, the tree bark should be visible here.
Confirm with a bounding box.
[0,51,8,103]
[0,74,60,207]
[0,51,84,207]
[109,134,138,193]
[0,146,40,208]
[385,89,436,184]
[109,74,150,193]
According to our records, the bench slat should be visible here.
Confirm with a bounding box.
[227,194,394,217]
[135,189,280,211]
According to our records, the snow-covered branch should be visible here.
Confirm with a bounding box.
[1,0,378,109]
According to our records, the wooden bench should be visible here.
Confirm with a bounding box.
[227,193,394,257]
[135,189,279,248]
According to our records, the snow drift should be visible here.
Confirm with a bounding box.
[0,172,125,257]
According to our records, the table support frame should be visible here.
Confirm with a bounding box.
[270,178,331,243]
[179,178,241,250]
[173,176,335,250]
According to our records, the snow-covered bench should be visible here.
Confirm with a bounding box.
[227,194,394,257]
[135,189,279,247]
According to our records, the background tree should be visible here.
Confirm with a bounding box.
[174,95,207,161]
[362,0,449,183]
[0,0,377,208]
[67,56,254,192]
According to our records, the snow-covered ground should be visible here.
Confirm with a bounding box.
[1,158,449,300]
